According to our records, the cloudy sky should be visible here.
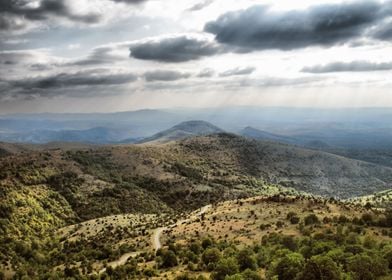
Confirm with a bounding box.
[1,0,392,113]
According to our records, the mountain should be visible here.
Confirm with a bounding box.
[177,134,392,198]
[0,127,133,144]
[240,126,299,145]
[137,120,225,144]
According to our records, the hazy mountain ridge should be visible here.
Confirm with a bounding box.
[2,107,392,149]
[239,126,300,145]
[137,120,225,144]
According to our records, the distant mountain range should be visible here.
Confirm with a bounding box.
[0,127,137,144]
[1,118,392,170]
[1,107,392,149]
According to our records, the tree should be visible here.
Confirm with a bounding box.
[241,269,263,280]
[270,253,304,280]
[202,237,213,249]
[225,269,262,280]
[212,257,239,280]
[202,247,221,265]
[299,255,341,280]
[282,236,297,251]
[160,250,178,268]
[256,247,270,268]
[383,249,392,269]
[237,248,257,271]
[189,241,202,255]
[347,253,388,280]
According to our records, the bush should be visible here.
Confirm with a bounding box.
[160,250,178,268]
[202,248,221,266]
[304,214,320,226]
[176,273,194,280]
[290,216,300,224]
[287,212,300,224]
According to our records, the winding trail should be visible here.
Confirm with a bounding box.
[152,204,211,251]
[99,205,211,274]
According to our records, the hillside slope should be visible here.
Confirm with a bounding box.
[148,133,390,198]
[138,120,224,144]
[1,134,392,277]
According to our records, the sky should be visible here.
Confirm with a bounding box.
[0,0,392,113]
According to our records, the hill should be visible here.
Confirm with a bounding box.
[138,121,225,144]
[2,133,392,277]
[239,126,299,145]
[174,134,392,198]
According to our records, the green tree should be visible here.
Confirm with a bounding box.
[299,255,341,280]
[202,237,213,249]
[212,257,240,280]
[241,269,263,280]
[202,247,221,265]
[160,250,178,268]
[347,253,388,280]
[270,253,304,280]
[237,248,257,271]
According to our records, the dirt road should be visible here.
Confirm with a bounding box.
[100,204,211,274]
[152,205,211,251]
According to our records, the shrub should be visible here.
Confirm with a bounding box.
[202,248,221,266]
[160,250,178,268]
[304,214,320,226]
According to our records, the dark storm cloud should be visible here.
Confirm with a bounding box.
[204,1,392,51]
[187,0,214,12]
[302,61,392,73]
[219,67,256,77]
[129,35,222,62]
[0,13,26,30]
[8,70,137,93]
[143,70,191,82]
[0,0,100,31]
[371,22,392,40]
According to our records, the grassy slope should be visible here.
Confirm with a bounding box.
[1,133,392,277]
